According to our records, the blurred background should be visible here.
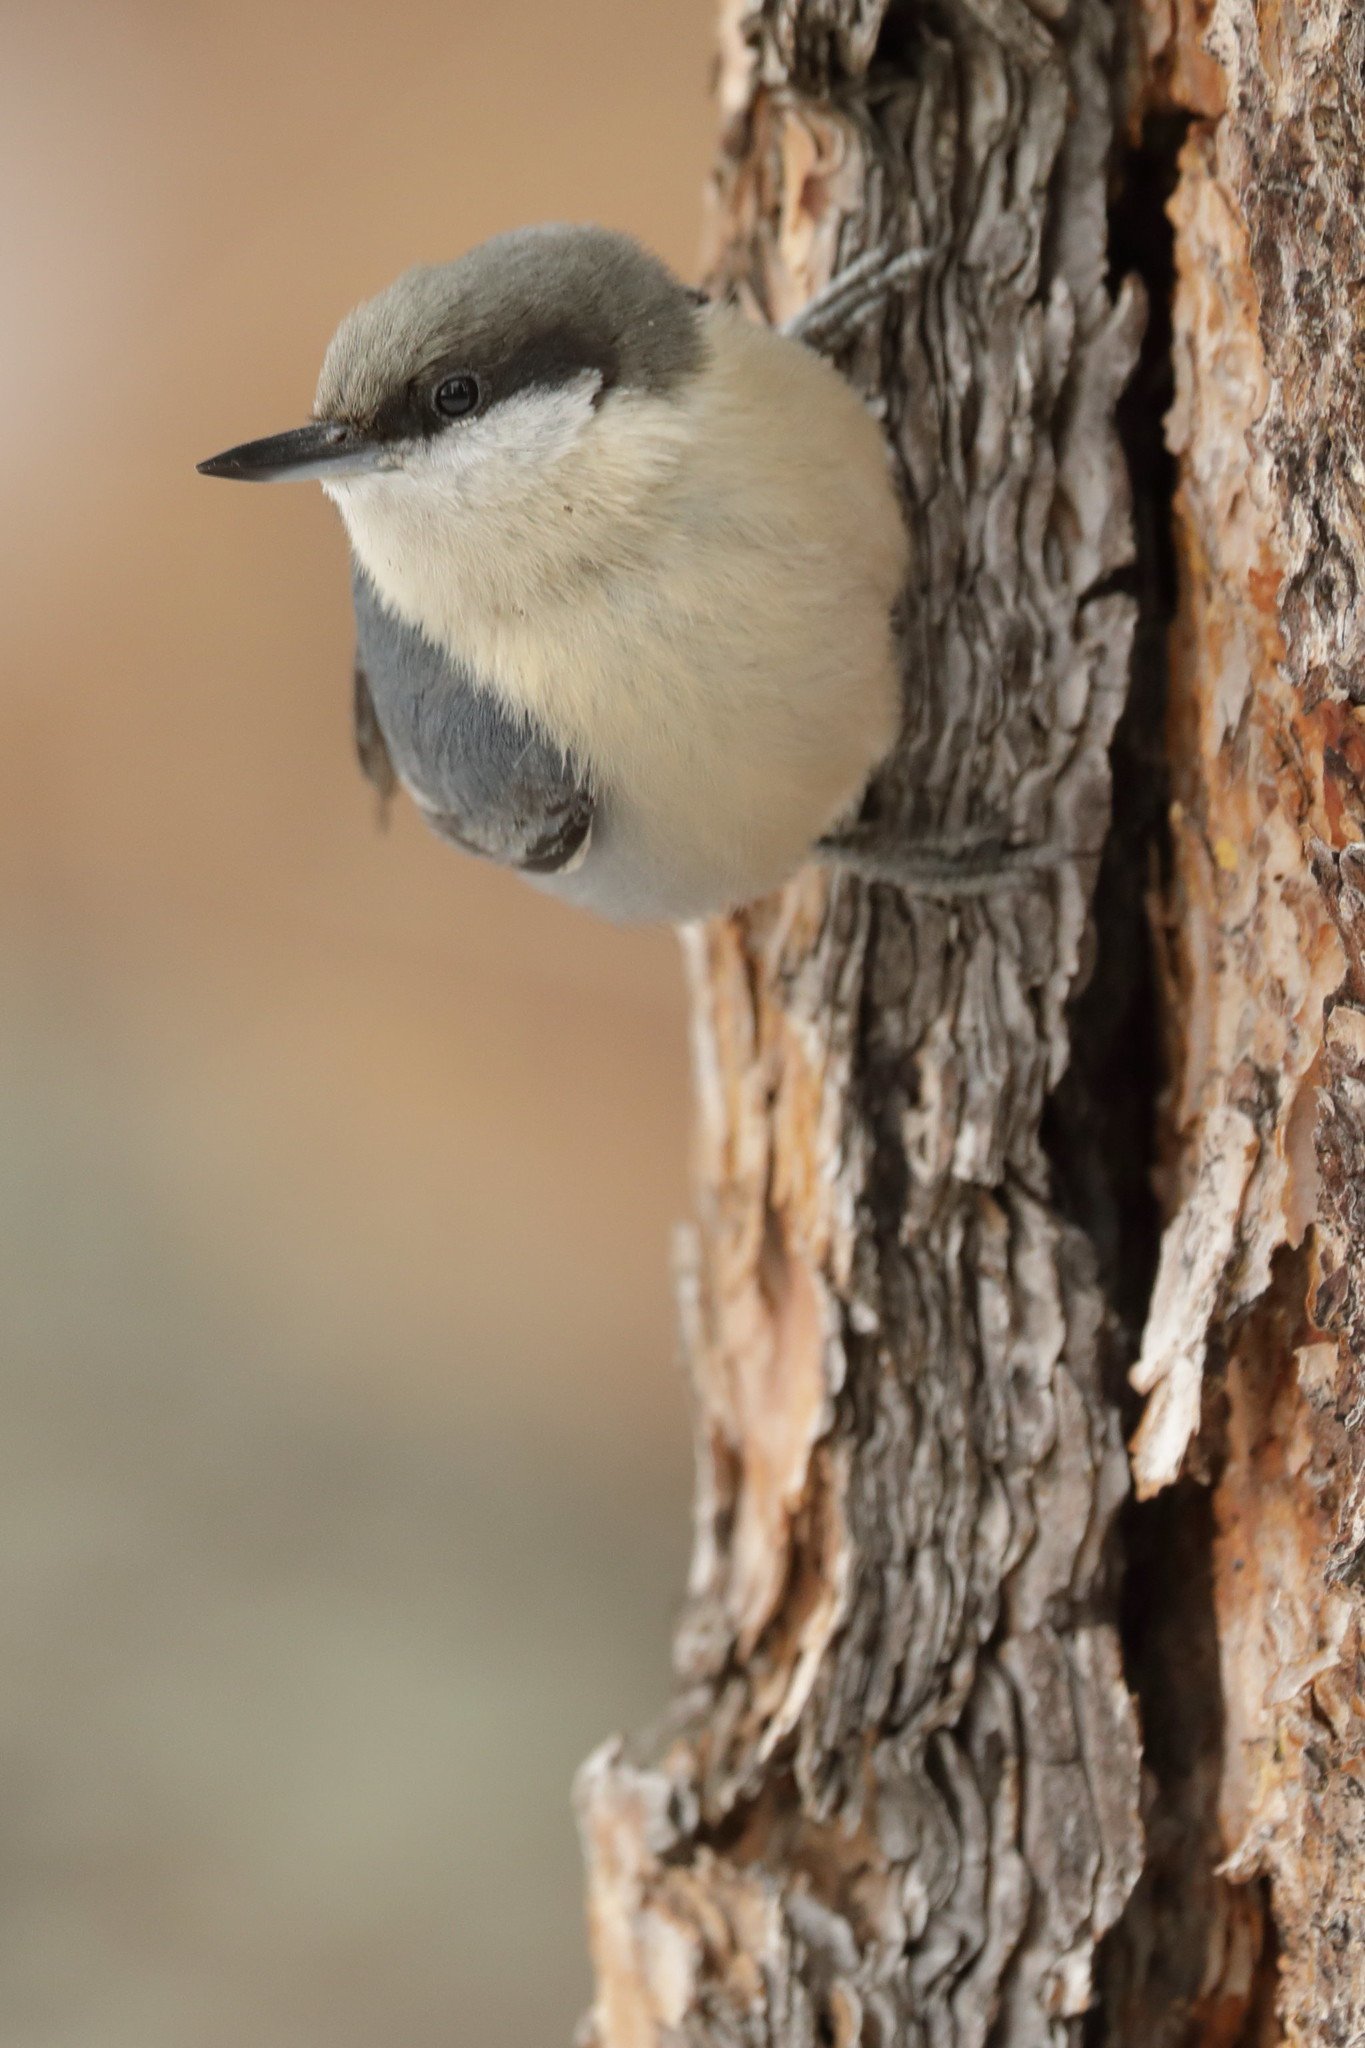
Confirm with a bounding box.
[0,4,715,2041]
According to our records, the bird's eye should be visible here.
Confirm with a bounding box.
[433,374,482,420]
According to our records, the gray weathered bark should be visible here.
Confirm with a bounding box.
[577,3,1146,2042]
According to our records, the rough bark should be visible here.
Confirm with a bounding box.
[566,0,1365,2038]
[1107,3,1365,2043]
[576,3,1147,2043]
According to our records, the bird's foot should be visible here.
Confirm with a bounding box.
[783,244,937,351]
[817,826,1100,897]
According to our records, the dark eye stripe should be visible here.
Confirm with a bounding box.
[368,322,630,445]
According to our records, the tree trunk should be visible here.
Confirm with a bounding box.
[1115,1,1365,2041]
[576,1,1365,2043]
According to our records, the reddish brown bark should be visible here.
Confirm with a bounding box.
[1120,2,1365,2038]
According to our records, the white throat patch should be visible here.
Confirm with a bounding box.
[322,370,610,647]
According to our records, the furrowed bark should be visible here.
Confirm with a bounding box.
[576,4,1147,2043]
[1108,3,1365,2042]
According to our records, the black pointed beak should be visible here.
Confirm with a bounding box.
[196,419,388,483]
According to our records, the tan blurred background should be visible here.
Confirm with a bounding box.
[0,3,715,2041]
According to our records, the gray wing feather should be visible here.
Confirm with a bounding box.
[353,658,398,820]
[350,566,594,875]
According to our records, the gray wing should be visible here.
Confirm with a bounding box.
[353,655,398,821]
[350,566,594,876]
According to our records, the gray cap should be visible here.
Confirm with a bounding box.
[314,223,705,441]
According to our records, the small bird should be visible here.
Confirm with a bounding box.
[199,225,1036,921]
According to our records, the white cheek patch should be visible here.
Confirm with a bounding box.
[323,370,604,522]
[407,370,604,500]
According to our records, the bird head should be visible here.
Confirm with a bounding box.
[198,225,705,516]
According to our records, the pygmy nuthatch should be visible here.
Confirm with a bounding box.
[200,225,1035,921]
